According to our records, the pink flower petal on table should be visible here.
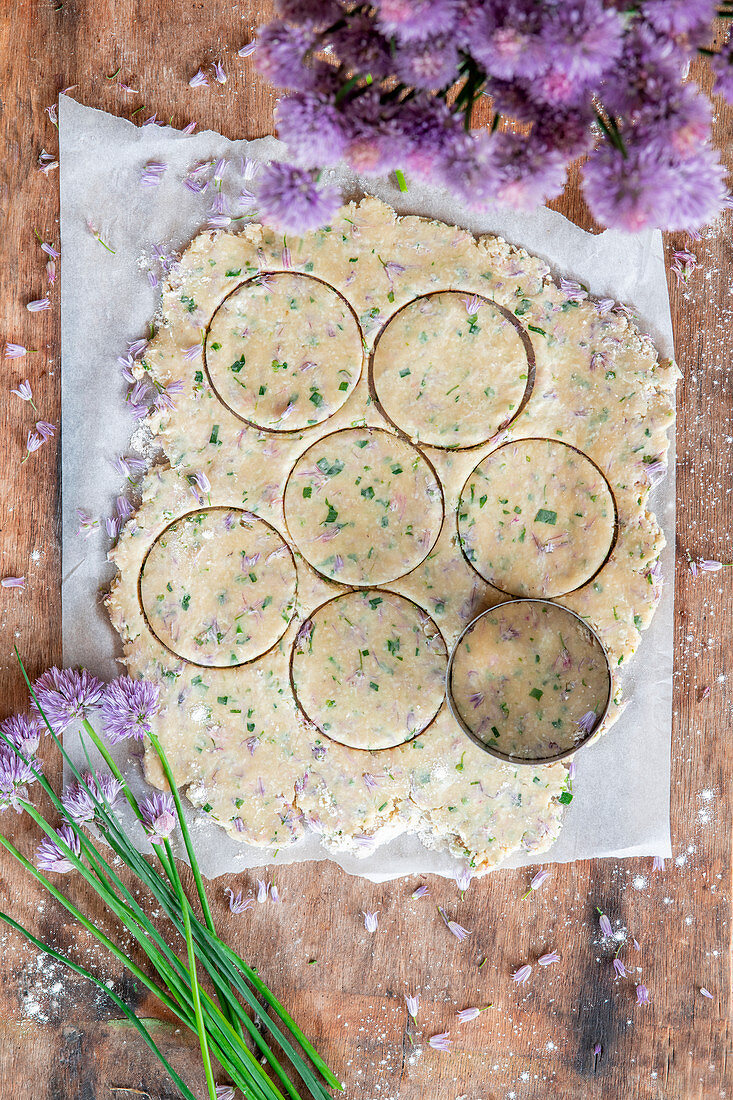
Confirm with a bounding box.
[212,61,227,84]
[700,987,713,999]
[189,68,209,88]
[636,984,650,1005]
[238,41,257,57]
[428,1032,451,1052]
[1,576,25,589]
[538,951,560,967]
[512,964,532,985]
[411,884,429,899]
[404,993,419,1019]
[5,343,27,358]
[363,910,378,933]
[26,298,50,312]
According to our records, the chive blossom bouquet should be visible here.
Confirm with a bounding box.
[250,0,733,234]
[0,656,341,1100]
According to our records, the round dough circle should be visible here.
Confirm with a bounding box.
[284,427,444,585]
[449,600,611,761]
[291,590,448,750]
[205,273,363,431]
[139,508,297,666]
[371,291,530,448]
[458,438,616,597]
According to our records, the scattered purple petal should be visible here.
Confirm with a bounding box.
[613,958,628,978]
[213,61,227,84]
[225,887,254,914]
[428,1032,452,1053]
[189,68,209,88]
[140,161,167,187]
[512,964,532,985]
[411,884,429,899]
[363,910,379,933]
[522,868,550,898]
[26,298,51,312]
[652,855,665,872]
[238,41,257,58]
[76,509,99,539]
[11,380,36,407]
[35,421,56,441]
[700,987,713,999]
[538,951,560,967]
[1,576,26,590]
[599,913,613,938]
[405,993,419,1019]
[438,906,471,942]
[457,1007,481,1023]
[636,984,650,1005]
[5,343,28,359]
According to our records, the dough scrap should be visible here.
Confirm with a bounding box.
[107,196,677,873]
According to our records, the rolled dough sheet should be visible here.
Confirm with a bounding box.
[106,196,676,874]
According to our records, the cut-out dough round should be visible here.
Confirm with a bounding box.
[449,600,611,761]
[458,438,616,597]
[139,508,296,666]
[283,427,444,585]
[371,291,530,448]
[291,590,448,750]
[205,273,363,431]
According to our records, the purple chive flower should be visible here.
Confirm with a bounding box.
[105,516,119,539]
[257,879,270,903]
[599,912,613,938]
[1,576,26,590]
[238,41,257,58]
[46,260,57,285]
[212,61,227,85]
[140,792,176,843]
[76,509,99,538]
[461,294,482,315]
[26,297,51,312]
[411,884,429,899]
[700,987,713,999]
[216,1087,235,1100]
[100,676,160,743]
[438,906,471,941]
[61,781,97,823]
[613,958,628,978]
[577,711,598,735]
[538,951,560,967]
[652,855,665,872]
[181,121,197,135]
[256,162,339,234]
[594,1042,602,1056]
[140,161,167,187]
[512,964,532,985]
[0,714,42,753]
[32,667,105,733]
[189,68,209,88]
[5,343,28,358]
[190,471,211,503]
[636,984,650,1006]
[455,867,472,893]
[457,1007,482,1023]
[405,993,419,1019]
[0,747,41,810]
[41,241,60,259]
[38,151,59,174]
[698,559,725,573]
[363,910,379,933]
[428,1032,452,1053]
[113,454,147,480]
[36,824,81,873]
[11,380,36,406]
[270,884,281,903]
[522,868,550,898]
[24,431,44,457]
[225,887,254,914]
[35,421,56,441]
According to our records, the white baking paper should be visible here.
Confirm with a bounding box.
[60,94,674,880]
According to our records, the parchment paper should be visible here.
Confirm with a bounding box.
[60,95,674,880]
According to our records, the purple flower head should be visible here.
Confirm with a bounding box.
[613,958,628,978]
[35,421,56,441]
[256,162,339,234]
[641,0,716,42]
[5,343,27,358]
[457,1007,481,1023]
[276,0,342,26]
[363,910,379,933]
[327,13,393,80]
[275,93,347,169]
[411,884,429,899]
[375,0,457,43]
[395,36,460,92]
[1,576,25,590]
[538,950,560,967]
[225,887,254,914]
[0,714,42,754]
[27,297,51,312]
[405,992,419,1018]
[428,1032,452,1053]
[599,912,613,938]
[455,867,472,893]
[100,676,160,744]
[61,781,97,824]
[490,130,569,211]
[32,667,105,733]
[577,710,598,736]
[636,983,650,1005]
[11,380,34,404]
[189,68,209,88]
[140,792,176,843]
[438,906,471,941]
[36,824,81,874]
[0,747,41,811]
[256,20,316,90]
[538,0,623,90]
[467,3,547,83]
[512,963,532,985]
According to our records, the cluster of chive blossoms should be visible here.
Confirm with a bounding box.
[0,670,176,869]
[252,0,733,233]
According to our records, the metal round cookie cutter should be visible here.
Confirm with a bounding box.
[446,598,613,766]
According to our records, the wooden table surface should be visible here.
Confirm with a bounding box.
[0,3,730,1097]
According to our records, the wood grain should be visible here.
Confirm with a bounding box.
[0,3,730,1097]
